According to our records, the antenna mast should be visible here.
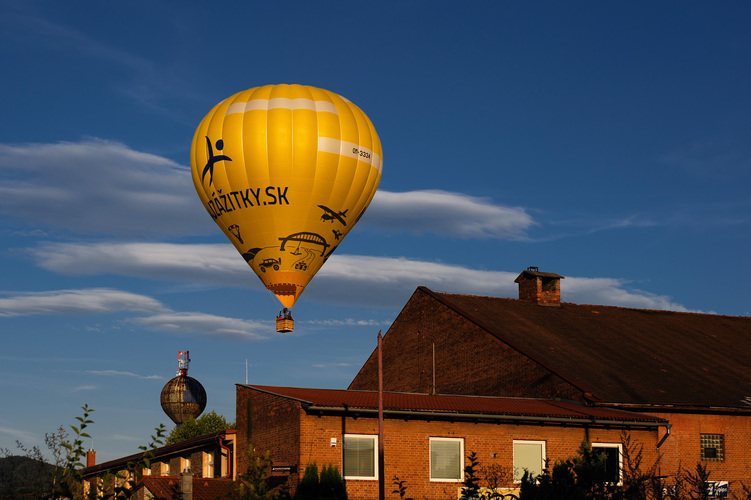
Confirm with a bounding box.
[177,350,190,376]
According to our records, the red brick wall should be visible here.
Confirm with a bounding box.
[239,386,661,500]
[298,412,660,500]
[647,411,751,493]
[349,289,581,401]
[236,385,302,490]
[517,276,561,305]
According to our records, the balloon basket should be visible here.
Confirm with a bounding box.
[276,318,294,333]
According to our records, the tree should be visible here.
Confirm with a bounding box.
[319,464,346,499]
[295,462,345,500]
[296,462,319,499]
[460,451,482,500]
[163,410,235,445]
[518,441,618,500]
[2,405,167,499]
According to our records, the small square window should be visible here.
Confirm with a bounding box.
[430,437,464,482]
[700,434,724,462]
[343,434,377,479]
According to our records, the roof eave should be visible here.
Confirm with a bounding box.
[594,402,751,415]
[302,404,667,429]
[80,429,235,477]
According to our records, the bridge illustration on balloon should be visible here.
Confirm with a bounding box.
[278,232,329,257]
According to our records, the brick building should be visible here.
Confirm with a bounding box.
[350,268,751,494]
[81,429,236,499]
[82,267,751,498]
[237,384,666,499]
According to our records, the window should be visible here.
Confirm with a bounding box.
[430,437,463,481]
[343,434,377,479]
[513,440,546,482]
[592,443,622,484]
[700,434,724,462]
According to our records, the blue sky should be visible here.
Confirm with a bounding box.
[1,1,749,462]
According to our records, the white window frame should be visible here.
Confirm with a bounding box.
[429,437,464,482]
[591,442,623,484]
[513,440,546,483]
[342,434,378,480]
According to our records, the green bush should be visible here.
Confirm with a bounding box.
[295,462,319,499]
[319,464,346,499]
[295,462,346,500]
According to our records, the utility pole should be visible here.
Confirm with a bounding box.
[378,330,385,500]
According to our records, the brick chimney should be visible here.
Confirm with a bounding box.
[514,267,564,306]
[180,470,193,500]
[86,449,96,468]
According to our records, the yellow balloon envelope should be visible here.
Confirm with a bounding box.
[190,84,382,309]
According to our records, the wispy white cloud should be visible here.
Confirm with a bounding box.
[0,288,166,317]
[0,279,271,340]
[658,140,751,179]
[0,139,212,237]
[26,241,691,312]
[72,385,98,392]
[5,140,684,243]
[110,434,143,442]
[29,242,249,286]
[311,363,354,369]
[310,256,694,311]
[2,10,152,73]
[305,318,392,327]
[0,9,193,118]
[580,215,658,234]
[0,284,275,340]
[84,370,162,380]
[130,312,270,341]
[0,425,38,445]
[0,140,537,240]
[0,284,278,340]
[367,190,535,239]
[563,277,696,312]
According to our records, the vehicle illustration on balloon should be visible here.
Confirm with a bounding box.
[258,257,281,272]
[190,84,382,332]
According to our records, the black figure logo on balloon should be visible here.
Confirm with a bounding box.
[202,136,232,186]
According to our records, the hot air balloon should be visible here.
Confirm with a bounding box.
[190,84,382,330]
[160,351,207,425]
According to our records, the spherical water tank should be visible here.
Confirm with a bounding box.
[160,351,207,424]
[160,375,207,424]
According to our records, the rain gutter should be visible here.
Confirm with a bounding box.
[303,405,668,430]
[656,423,672,449]
[219,436,233,479]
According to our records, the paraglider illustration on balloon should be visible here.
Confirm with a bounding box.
[190,84,382,332]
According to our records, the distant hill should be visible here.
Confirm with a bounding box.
[0,455,56,498]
